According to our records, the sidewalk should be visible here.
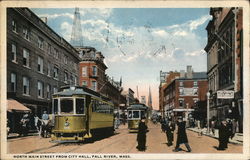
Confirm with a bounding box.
[7,130,39,139]
[187,127,243,145]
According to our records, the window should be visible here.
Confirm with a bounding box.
[74,75,77,85]
[64,55,68,64]
[53,99,58,114]
[38,37,44,49]
[47,84,51,99]
[23,76,30,95]
[53,87,58,94]
[64,71,68,83]
[12,20,17,32]
[92,66,97,76]
[133,111,139,118]
[179,81,183,87]
[38,56,44,73]
[91,81,97,91]
[53,66,59,79]
[179,88,184,95]
[54,48,59,59]
[47,63,51,76]
[193,81,198,87]
[23,27,30,40]
[48,44,52,55]
[11,73,16,92]
[82,81,87,87]
[23,48,30,67]
[193,88,198,95]
[76,98,85,114]
[179,100,184,107]
[82,66,87,77]
[60,98,73,114]
[11,43,17,62]
[128,111,132,119]
[38,81,44,98]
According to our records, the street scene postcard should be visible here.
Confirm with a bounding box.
[1,1,250,160]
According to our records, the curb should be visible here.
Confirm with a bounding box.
[187,128,243,145]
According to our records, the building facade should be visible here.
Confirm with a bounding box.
[7,8,80,116]
[78,47,126,108]
[163,66,208,122]
[159,71,180,117]
[205,7,243,132]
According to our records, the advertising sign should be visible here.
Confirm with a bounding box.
[217,90,234,99]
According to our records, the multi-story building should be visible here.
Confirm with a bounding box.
[159,71,180,117]
[140,96,146,105]
[122,88,135,106]
[7,8,80,131]
[7,8,80,113]
[78,47,126,108]
[205,7,243,132]
[163,66,208,122]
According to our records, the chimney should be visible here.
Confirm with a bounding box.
[186,65,193,79]
[180,70,185,78]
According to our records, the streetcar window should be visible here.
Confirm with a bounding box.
[128,111,132,119]
[141,111,145,118]
[60,99,73,114]
[76,98,85,114]
[133,111,139,118]
[53,99,58,114]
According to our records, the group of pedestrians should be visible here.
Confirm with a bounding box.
[136,115,236,152]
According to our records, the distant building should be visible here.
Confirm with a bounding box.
[205,7,243,132]
[122,88,135,106]
[163,66,208,122]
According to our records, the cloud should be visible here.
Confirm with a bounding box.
[38,13,74,20]
[188,15,212,30]
[173,30,188,36]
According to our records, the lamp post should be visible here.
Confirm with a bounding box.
[206,92,210,134]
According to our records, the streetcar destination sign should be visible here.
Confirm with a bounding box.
[217,90,234,99]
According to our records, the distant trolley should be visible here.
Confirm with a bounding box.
[127,103,149,132]
[51,86,114,142]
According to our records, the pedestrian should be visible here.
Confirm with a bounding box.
[173,117,192,152]
[211,120,215,135]
[136,116,148,151]
[165,117,175,146]
[217,120,230,150]
[34,115,41,135]
[160,117,166,132]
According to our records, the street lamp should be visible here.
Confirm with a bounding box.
[206,92,210,134]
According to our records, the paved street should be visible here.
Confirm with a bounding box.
[8,122,242,154]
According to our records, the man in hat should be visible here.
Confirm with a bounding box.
[136,116,148,151]
[173,117,192,152]
[165,117,175,146]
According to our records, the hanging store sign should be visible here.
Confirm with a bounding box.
[217,90,234,99]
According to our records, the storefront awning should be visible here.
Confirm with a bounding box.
[7,99,31,113]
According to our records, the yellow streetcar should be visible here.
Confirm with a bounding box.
[51,86,114,142]
[127,103,149,133]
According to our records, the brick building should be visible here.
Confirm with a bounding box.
[204,7,243,132]
[77,47,126,108]
[159,71,180,116]
[7,8,80,131]
[163,66,208,122]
